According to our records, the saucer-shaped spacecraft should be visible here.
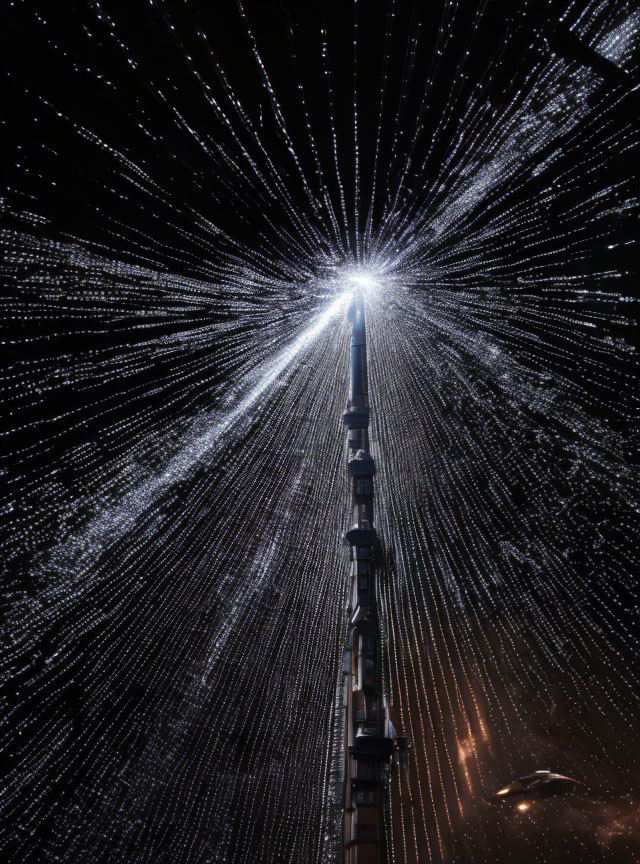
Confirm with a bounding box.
[495,770,581,799]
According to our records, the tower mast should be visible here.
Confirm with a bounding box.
[342,291,394,863]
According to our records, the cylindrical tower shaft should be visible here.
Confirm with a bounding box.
[342,291,393,864]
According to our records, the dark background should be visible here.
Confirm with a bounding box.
[2,2,639,863]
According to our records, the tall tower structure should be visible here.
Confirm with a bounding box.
[342,291,394,864]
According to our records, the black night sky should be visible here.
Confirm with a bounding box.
[2,2,640,863]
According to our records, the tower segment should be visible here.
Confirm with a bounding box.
[342,291,394,864]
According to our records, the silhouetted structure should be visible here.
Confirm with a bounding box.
[342,292,394,864]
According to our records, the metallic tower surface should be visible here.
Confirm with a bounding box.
[341,291,394,864]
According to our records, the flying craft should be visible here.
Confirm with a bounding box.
[495,770,581,799]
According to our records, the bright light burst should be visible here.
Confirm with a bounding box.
[343,268,382,293]
[2,2,639,864]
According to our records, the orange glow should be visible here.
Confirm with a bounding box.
[496,787,510,796]
[457,738,475,795]
[517,802,530,812]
